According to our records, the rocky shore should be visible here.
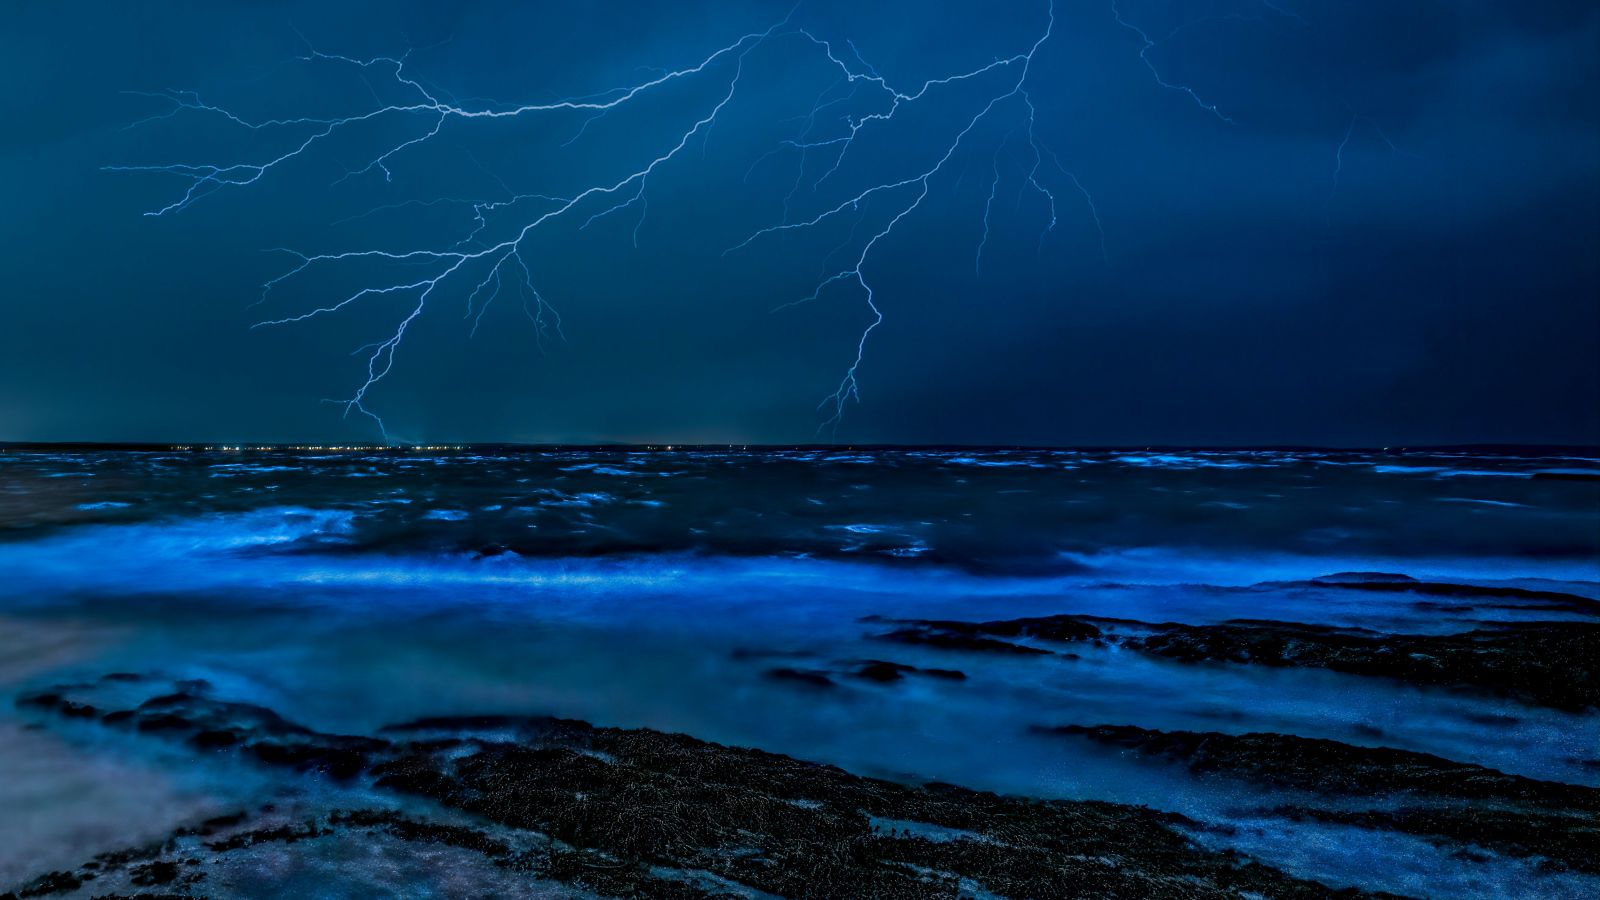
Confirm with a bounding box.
[7,674,1395,900]
[849,585,1600,883]
[1040,724,1598,875]
[868,588,1600,711]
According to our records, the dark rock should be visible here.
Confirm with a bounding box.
[194,812,248,835]
[13,676,1397,899]
[191,728,241,748]
[1044,724,1600,811]
[328,809,512,857]
[13,692,63,712]
[875,626,1052,655]
[868,613,1106,656]
[127,860,179,886]
[1312,572,1418,585]
[14,870,87,898]
[17,692,101,720]
[204,822,327,852]
[367,718,1376,899]
[850,660,969,683]
[246,741,371,780]
[1307,576,1600,614]
[134,713,194,733]
[380,714,547,734]
[762,667,835,688]
[852,660,913,682]
[1121,619,1600,711]
[1044,724,1600,874]
[870,607,1599,709]
[971,615,1104,642]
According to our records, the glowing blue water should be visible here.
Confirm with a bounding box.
[1,448,1595,896]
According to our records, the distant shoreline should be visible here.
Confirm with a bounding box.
[5,441,1598,455]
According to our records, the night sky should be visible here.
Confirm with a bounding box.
[1,1,1596,445]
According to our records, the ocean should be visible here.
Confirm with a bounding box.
[1,447,1596,898]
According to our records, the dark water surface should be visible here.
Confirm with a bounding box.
[2,447,1597,897]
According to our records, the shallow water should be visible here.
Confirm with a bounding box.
[1,447,1597,897]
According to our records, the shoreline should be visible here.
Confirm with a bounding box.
[8,673,1405,900]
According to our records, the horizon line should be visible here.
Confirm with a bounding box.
[4,441,1598,454]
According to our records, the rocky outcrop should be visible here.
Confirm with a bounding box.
[1043,724,1599,874]
[7,676,1394,900]
[866,611,1600,711]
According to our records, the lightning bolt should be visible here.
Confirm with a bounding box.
[113,2,1108,441]
[1111,3,1414,239]
[728,3,1084,433]
[115,15,801,441]
[1111,0,1235,124]
[113,0,1394,442]
[1331,112,1416,200]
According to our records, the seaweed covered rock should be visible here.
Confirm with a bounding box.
[869,614,1101,655]
[371,717,1377,899]
[1044,724,1600,874]
[1121,620,1600,711]
[865,609,1600,711]
[9,677,1393,900]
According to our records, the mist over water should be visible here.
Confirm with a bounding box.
[2,447,1597,897]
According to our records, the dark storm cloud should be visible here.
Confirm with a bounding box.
[0,0,1594,444]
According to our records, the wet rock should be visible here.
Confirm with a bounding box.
[10,869,86,898]
[852,660,915,682]
[1268,805,1599,875]
[964,615,1103,643]
[379,714,547,734]
[1312,572,1418,585]
[13,692,61,711]
[1043,724,1600,809]
[881,608,1599,710]
[327,810,512,857]
[204,821,328,852]
[245,740,372,780]
[874,626,1053,655]
[850,660,968,683]
[367,719,1377,899]
[190,812,248,836]
[191,728,242,748]
[762,667,836,688]
[127,860,180,886]
[1121,619,1600,711]
[11,676,1394,899]
[868,612,1107,657]
[1044,724,1600,874]
[13,692,98,720]
[1305,575,1600,615]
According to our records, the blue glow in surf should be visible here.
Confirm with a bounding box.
[0,447,1597,896]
